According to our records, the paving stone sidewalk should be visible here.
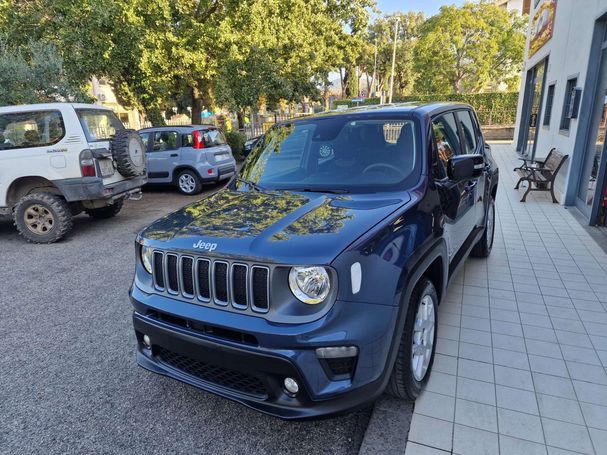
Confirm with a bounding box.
[405,145,607,455]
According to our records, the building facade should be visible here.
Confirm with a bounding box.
[496,0,531,15]
[90,77,143,130]
[514,0,607,226]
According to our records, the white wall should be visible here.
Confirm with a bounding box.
[513,0,607,201]
[504,0,524,14]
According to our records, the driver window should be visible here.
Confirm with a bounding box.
[432,113,462,170]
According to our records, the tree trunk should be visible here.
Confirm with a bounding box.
[191,86,203,125]
[237,110,245,130]
[191,80,214,125]
[344,67,353,98]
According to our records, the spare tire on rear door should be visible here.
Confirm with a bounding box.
[111,129,146,177]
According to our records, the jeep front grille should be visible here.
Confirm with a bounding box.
[152,251,270,313]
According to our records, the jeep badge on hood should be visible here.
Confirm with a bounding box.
[192,240,217,251]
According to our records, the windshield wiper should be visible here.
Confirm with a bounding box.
[236,177,265,192]
[285,188,349,194]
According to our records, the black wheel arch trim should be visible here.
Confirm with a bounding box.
[378,237,448,395]
[172,166,202,183]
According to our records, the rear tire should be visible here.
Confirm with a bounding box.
[471,196,495,258]
[176,170,202,195]
[85,199,124,219]
[13,192,73,243]
[386,278,438,400]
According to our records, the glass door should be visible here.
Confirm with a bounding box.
[519,59,548,159]
[577,45,607,223]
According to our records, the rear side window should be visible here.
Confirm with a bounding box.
[0,110,65,150]
[76,109,124,141]
[182,133,194,147]
[202,129,226,147]
[432,113,462,169]
[456,110,479,153]
[152,131,178,151]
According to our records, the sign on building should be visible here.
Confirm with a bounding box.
[529,0,557,58]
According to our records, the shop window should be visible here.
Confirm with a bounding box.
[560,78,578,131]
[543,84,555,126]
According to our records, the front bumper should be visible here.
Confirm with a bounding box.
[54,174,147,202]
[130,286,398,419]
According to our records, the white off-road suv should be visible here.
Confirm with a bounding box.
[0,103,147,243]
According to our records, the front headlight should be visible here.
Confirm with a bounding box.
[141,245,153,274]
[288,266,331,304]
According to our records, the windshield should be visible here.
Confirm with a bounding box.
[239,115,420,193]
[76,109,124,142]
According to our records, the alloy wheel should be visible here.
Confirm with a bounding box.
[179,174,197,193]
[411,293,436,381]
[487,201,495,250]
[23,204,55,235]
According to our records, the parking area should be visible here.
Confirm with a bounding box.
[0,184,370,455]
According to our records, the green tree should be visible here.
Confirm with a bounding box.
[216,47,290,128]
[365,12,425,97]
[0,0,375,120]
[0,38,89,105]
[413,1,526,94]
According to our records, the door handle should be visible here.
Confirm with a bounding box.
[464,181,477,191]
[170,153,178,157]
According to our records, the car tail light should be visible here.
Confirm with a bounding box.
[80,149,96,177]
[193,130,205,149]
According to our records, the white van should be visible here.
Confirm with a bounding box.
[0,103,147,243]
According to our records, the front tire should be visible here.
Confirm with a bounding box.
[176,170,202,195]
[14,192,73,243]
[386,278,438,400]
[471,196,495,258]
[85,199,124,219]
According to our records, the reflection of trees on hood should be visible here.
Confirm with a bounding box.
[182,189,308,238]
[279,201,353,239]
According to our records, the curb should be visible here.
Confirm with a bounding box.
[358,396,414,454]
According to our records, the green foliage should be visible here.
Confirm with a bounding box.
[216,47,291,115]
[364,12,425,96]
[0,38,90,105]
[413,2,526,94]
[224,131,246,160]
[333,92,520,125]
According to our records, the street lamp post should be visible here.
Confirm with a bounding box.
[388,18,400,104]
[370,38,378,96]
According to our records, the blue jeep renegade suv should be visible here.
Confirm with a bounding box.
[130,103,498,419]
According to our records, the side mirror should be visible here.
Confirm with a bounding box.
[447,154,485,181]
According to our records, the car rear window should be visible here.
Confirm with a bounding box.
[202,129,226,147]
[76,109,124,142]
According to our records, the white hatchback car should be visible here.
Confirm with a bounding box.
[0,103,147,243]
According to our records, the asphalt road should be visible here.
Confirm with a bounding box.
[0,183,371,455]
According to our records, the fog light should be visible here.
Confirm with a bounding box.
[142,334,151,349]
[283,377,299,395]
[316,346,358,359]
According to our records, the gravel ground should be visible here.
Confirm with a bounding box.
[0,184,371,455]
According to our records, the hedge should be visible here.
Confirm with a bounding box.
[332,92,519,126]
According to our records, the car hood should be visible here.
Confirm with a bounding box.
[140,188,411,264]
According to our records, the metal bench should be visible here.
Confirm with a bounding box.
[514,148,568,203]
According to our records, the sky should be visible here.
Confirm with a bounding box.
[375,0,466,16]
